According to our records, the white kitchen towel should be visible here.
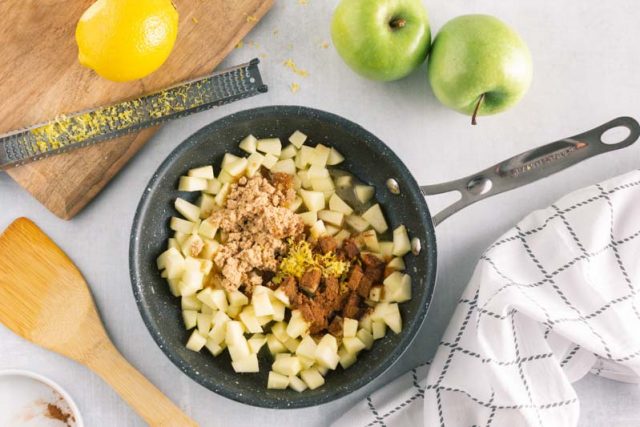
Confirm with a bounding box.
[334,170,640,427]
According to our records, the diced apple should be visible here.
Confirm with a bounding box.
[273,288,291,307]
[228,338,252,362]
[387,257,406,271]
[382,303,402,334]
[392,225,411,256]
[186,166,213,180]
[197,313,213,335]
[342,336,365,354]
[295,146,312,169]
[369,285,383,302]
[232,353,259,373]
[362,229,379,252]
[362,204,388,233]
[287,196,303,212]
[214,182,231,206]
[338,347,357,369]
[309,220,327,239]
[224,321,245,346]
[315,335,339,370]
[280,144,298,159]
[327,148,344,166]
[311,177,335,193]
[307,165,329,179]
[334,229,351,244]
[286,310,309,339]
[272,355,302,376]
[357,329,374,350]
[217,170,234,183]
[295,335,317,360]
[354,185,375,204]
[317,365,329,376]
[186,330,207,352]
[179,270,204,296]
[271,159,296,175]
[157,247,181,270]
[271,299,286,322]
[309,144,331,167]
[181,295,202,311]
[252,290,274,317]
[248,334,267,353]
[262,153,279,170]
[284,337,300,353]
[343,318,358,338]
[167,238,180,251]
[173,231,188,245]
[271,321,289,343]
[267,371,289,389]
[300,189,325,212]
[226,304,242,319]
[197,288,227,311]
[257,138,282,156]
[200,239,219,260]
[180,234,204,258]
[225,158,248,177]
[208,319,228,345]
[197,220,217,240]
[239,134,258,153]
[238,154,261,179]
[325,225,340,236]
[167,277,181,296]
[289,130,307,148]
[372,320,387,340]
[204,338,226,356]
[179,176,208,192]
[221,153,241,169]
[204,178,222,195]
[298,211,317,227]
[228,290,249,307]
[182,310,197,330]
[288,375,308,392]
[328,193,353,215]
[300,368,325,390]
[267,334,288,355]
[170,217,196,234]
[298,355,315,370]
[346,215,370,232]
[378,241,394,259]
[200,304,214,314]
[383,272,411,303]
[334,175,352,188]
[239,306,263,334]
[318,210,344,227]
[198,194,217,218]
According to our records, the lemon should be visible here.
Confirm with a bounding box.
[76,0,179,82]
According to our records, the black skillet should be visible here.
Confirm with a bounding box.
[130,106,639,409]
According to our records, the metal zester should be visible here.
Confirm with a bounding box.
[0,58,267,170]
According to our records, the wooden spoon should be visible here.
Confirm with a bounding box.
[0,218,198,426]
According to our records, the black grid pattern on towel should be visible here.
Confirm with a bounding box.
[354,175,640,427]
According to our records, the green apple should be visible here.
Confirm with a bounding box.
[331,0,431,81]
[427,14,533,124]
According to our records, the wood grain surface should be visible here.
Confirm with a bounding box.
[0,0,273,219]
[0,218,199,425]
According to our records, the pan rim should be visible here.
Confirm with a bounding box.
[129,105,438,409]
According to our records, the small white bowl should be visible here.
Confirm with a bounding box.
[0,369,83,426]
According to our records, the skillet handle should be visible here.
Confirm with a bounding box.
[421,116,640,227]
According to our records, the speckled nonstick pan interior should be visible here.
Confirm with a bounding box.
[130,106,639,408]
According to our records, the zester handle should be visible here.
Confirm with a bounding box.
[421,116,640,226]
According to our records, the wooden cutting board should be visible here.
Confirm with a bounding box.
[0,0,273,219]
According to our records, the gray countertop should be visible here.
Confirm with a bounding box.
[1,1,639,425]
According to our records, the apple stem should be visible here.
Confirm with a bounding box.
[389,18,406,29]
[471,93,485,126]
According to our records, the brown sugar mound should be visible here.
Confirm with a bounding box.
[210,174,303,293]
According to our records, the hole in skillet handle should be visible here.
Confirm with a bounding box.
[600,125,632,145]
[594,116,640,148]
